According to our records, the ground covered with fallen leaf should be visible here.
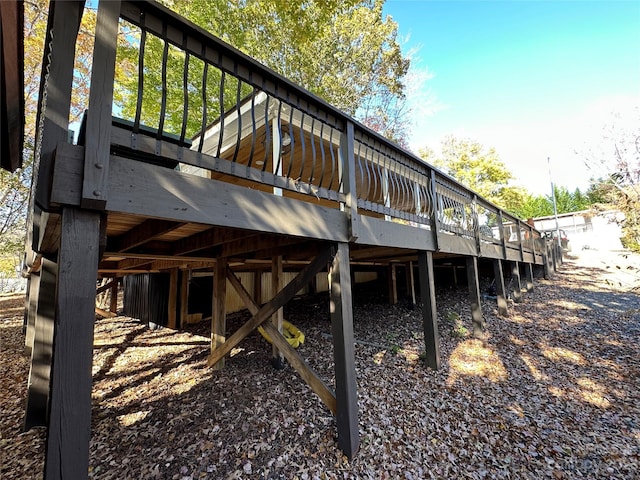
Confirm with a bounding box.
[2,249,639,479]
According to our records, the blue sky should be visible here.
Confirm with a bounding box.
[383,0,640,195]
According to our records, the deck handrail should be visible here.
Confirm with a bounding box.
[44,0,542,259]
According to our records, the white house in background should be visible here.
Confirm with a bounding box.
[533,209,625,251]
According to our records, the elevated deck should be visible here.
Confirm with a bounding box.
[19,1,553,478]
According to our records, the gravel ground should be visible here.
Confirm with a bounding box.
[1,249,639,479]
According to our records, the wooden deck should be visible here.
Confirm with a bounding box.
[16,1,553,478]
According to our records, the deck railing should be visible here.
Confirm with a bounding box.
[74,0,542,259]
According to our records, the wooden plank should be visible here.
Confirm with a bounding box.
[437,234,477,256]
[95,307,117,318]
[167,268,178,329]
[0,0,24,171]
[81,0,121,210]
[479,242,502,260]
[525,262,534,292]
[355,216,436,251]
[44,208,101,480]
[493,259,508,317]
[113,219,184,252]
[24,258,56,429]
[511,261,523,303]
[418,251,441,370]
[340,121,359,240]
[211,258,227,370]
[406,261,416,309]
[52,153,350,242]
[96,278,117,295]
[226,267,337,413]
[328,242,360,458]
[466,257,484,339]
[180,270,189,327]
[109,279,118,313]
[207,246,334,368]
[24,272,41,357]
[388,264,398,305]
[543,247,551,279]
[271,256,284,364]
[253,270,262,305]
[173,228,252,256]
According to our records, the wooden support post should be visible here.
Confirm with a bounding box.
[271,256,284,367]
[405,261,416,309]
[329,243,359,458]
[24,272,41,357]
[253,270,262,305]
[543,247,551,279]
[207,248,334,368]
[418,251,441,370]
[179,270,189,327]
[81,0,121,210]
[525,263,534,292]
[511,261,522,303]
[492,259,508,317]
[44,208,101,480]
[429,173,440,251]
[109,277,118,314]
[24,257,57,429]
[226,268,336,414]
[466,257,484,339]
[388,263,398,305]
[211,258,227,370]
[167,268,178,329]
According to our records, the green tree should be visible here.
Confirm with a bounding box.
[504,191,553,220]
[429,135,517,206]
[114,0,412,143]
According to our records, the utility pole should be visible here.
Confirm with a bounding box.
[547,156,561,261]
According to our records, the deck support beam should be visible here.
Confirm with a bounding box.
[511,261,523,303]
[418,251,441,370]
[329,242,360,458]
[44,208,101,480]
[466,257,484,338]
[492,259,508,317]
[24,257,57,429]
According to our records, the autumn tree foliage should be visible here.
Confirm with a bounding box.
[0,1,97,271]
[420,135,593,221]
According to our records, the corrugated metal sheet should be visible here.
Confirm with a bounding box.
[123,273,170,327]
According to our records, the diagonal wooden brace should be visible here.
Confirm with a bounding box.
[206,246,335,368]
[226,266,337,414]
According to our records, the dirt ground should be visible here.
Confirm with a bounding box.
[1,248,639,479]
